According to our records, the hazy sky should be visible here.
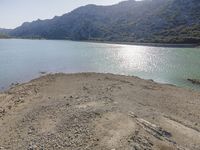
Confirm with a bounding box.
[0,0,123,29]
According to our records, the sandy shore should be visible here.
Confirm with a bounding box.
[0,73,200,150]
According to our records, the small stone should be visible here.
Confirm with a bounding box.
[0,107,5,114]
[7,105,12,110]
[129,112,137,118]
[28,129,33,134]
[28,145,37,150]
[83,86,88,90]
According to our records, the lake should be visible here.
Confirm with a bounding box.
[1,39,200,91]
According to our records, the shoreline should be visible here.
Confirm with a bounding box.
[1,37,199,48]
[0,71,198,93]
[0,73,200,149]
[81,40,199,48]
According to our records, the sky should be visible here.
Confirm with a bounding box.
[0,0,123,29]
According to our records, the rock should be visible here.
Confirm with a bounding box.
[0,107,5,114]
[28,130,33,134]
[83,86,88,91]
[187,79,200,85]
[7,105,12,110]
[129,112,137,118]
[39,71,47,75]
[28,144,37,150]
[10,82,19,88]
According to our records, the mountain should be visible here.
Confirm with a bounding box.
[0,28,11,39]
[0,28,11,34]
[0,34,8,39]
[9,0,200,44]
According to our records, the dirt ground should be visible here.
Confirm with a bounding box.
[0,73,200,150]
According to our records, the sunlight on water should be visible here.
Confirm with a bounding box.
[0,39,200,91]
[116,45,152,72]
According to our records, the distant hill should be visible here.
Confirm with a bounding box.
[0,34,10,39]
[0,28,11,39]
[9,0,200,44]
[0,28,12,35]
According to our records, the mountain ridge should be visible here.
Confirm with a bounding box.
[7,0,200,44]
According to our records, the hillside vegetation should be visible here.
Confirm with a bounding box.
[0,28,11,38]
[8,0,200,44]
[0,34,10,39]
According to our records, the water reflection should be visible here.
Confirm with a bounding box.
[115,45,151,72]
[0,39,200,90]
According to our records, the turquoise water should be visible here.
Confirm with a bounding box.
[1,39,200,90]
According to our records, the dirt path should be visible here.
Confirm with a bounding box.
[0,73,200,150]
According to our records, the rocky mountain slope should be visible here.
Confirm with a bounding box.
[9,0,200,44]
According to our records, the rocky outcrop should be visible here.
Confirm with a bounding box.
[188,79,200,85]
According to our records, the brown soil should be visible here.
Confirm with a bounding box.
[0,73,200,150]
